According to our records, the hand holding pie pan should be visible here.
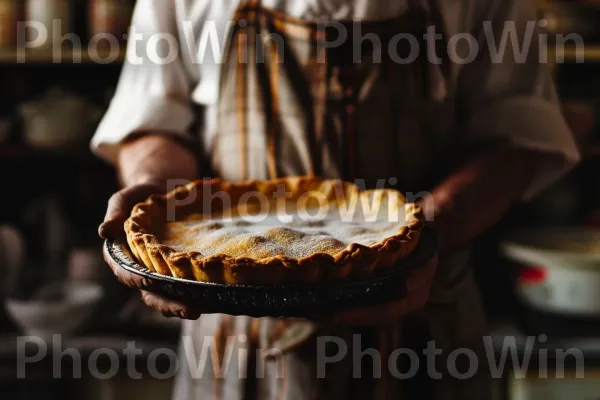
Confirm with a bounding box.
[104,177,438,318]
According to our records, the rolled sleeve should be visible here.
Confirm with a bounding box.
[91,0,195,165]
[459,0,581,199]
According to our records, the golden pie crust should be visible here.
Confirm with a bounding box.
[124,177,425,285]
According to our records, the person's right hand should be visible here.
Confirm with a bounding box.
[99,182,202,320]
[99,182,165,240]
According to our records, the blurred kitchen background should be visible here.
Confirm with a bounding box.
[0,0,599,399]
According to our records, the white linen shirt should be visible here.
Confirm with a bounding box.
[91,0,580,199]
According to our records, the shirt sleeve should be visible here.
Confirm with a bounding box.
[90,0,195,165]
[458,0,581,200]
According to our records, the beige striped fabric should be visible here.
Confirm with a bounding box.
[212,0,451,187]
[174,1,489,399]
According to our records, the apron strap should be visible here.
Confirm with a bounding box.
[427,0,452,97]
[226,0,284,180]
[406,0,422,9]
[268,20,322,177]
[406,0,449,102]
[236,25,249,180]
[255,9,323,179]
[240,0,261,7]
[254,11,283,179]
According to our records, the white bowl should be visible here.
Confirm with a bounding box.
[501,227,600,317]
[4,282,104,339]
[501,227,600,269]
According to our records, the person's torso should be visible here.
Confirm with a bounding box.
[171,1,477,182]
[173,0,480,301]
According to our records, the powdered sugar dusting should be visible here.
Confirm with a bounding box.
[164,203,409,259]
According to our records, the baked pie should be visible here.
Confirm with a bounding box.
[124,177,425,285]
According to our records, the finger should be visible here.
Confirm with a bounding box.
[335,255,439,326]
[103,246,202,319]
[100,183,164,239]
[141,291,202,320]
[103,245,155,291]
[99,183,165,239]
[335,298,415,327]
[402,254,438,298]
[334,287,431,327]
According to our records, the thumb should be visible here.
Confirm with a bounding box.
[99,182,166,240]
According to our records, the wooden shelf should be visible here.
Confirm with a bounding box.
[0,145,102,163]
[552,45,600,64]
[0,46,125,65]
[0,45,596,66]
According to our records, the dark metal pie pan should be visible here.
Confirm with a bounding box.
[105,227,437,318]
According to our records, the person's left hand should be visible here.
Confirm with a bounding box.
[327,253,438,326]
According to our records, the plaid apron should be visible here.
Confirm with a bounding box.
[174,1,490,399]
